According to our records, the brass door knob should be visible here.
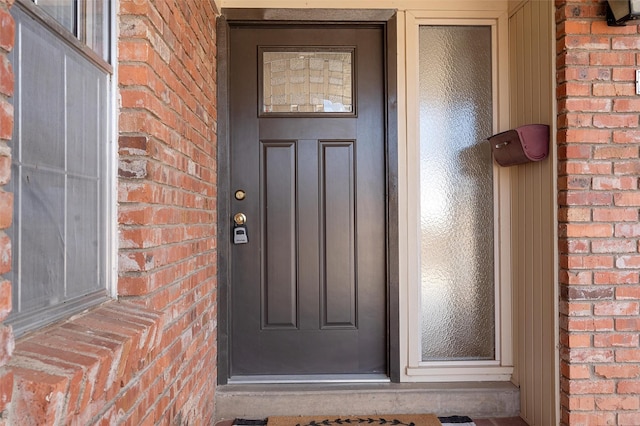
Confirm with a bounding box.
[234,213,247,225]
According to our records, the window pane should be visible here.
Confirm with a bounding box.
[262,50,353,114]
[67,176,101,296]
[67,54,104,176]
[34,0,110,62]
[19,168,65,313]
[35,0,75,34]
[21,28,65,168]
[85,0,109,61]
[419,26,495,361]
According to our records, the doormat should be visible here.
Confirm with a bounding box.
[267,415,441,426]
[233,415,475,426]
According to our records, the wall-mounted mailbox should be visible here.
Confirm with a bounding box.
[488,124,550,167]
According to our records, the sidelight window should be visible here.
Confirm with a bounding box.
[404,12,513,381]
[418,25,495,362]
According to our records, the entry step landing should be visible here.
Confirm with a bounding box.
[214,382,520,421]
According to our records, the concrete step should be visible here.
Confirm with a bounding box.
[214,382,520,421]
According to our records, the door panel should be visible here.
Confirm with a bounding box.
[262,141,297,329]
[229,25,386,377]
[321,141,356,328]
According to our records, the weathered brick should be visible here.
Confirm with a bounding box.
[562,363,591,379]
[616,318,640,331]
[617,349,640,362]
[564,98,613,113]
[564,286,613,301]
[593,145,638,159]
[613,159,640,175]
[0,280,10,322]
[561,191,612,206]
[0,190,12,229]
[590,52,635,66]
[0,98,12,141]
[594,271,639,285]
[566,317,614,332]
[0,232,10,275]
[0,7,14,54]
[613,129,640,143]
[591,239,637,253]
[592,176,637,190]
[561,270,593,285]
[9,367,68,425]
[594,333,639,348]
[0,55,12,98]
[614,98,640,112]
[565,394,595,411]
[565,412,616,425]
[617,286,640,300]
[619,412,640,426]
[594,365,640,379]
[616,255,640,269]
[615,223,640,238]
[567,378,615,394]
[564,223,613,238]
[594,395,640,411]
[592,84,636,98]
[618,380,640,394]
[593,301,639,316]
[0,368,12,413]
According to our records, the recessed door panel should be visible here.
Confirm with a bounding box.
[261,141,297,329]
[321,141,356,329]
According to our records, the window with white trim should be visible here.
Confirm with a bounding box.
[403,12,513,382]
[6,0,113,336]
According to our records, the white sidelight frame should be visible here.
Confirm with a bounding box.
[400,9,513,382]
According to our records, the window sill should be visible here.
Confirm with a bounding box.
[7,300,164,424]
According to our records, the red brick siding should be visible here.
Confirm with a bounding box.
[0,0,219,423]
[0,0,13,421]
[115,0,219,422]
[117,0,218,297]
[557,1,640,424]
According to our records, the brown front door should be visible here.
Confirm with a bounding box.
[229,24,387,378]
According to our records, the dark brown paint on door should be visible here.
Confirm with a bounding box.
[229,25,387,376]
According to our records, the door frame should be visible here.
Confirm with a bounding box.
[216,8,399,385]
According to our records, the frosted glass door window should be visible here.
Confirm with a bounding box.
[262,50,353,114]
[419,26,495,361]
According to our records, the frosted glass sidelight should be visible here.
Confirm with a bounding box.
[419,26,495,361]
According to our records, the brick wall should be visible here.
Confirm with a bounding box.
[0,0,13,421]
[116,0,219,421]
[557,1,640,424]
[0,0,219,423]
